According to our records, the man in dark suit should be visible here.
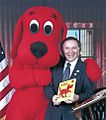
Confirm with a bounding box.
[44,37,94,120]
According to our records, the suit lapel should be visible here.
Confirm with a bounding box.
[70,58,82,79]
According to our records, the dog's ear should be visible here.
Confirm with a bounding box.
[11,16,23,59]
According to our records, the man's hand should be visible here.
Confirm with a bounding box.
[64,99,73,104]
[73,94,79,102]
[52,95,61,105]
[64,94,79,104]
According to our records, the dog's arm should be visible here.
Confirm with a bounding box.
[33,69,52,86]
[9,59,37,89]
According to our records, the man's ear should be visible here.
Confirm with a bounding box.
[11,16,23,59]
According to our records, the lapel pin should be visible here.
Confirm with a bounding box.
[76,70,80,73]
[74,73,77,76]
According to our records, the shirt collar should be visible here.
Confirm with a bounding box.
[65,57,78,66]
[63,57,78,72]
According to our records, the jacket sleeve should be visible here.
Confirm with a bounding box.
[78,75,94,102]
[44,80,56,100]
[78,64,95,102]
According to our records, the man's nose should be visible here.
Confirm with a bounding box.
[68,49,73,52]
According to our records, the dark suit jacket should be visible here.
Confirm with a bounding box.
[44,57,94,120]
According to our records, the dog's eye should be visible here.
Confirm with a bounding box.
[44,21,53,36]
[30,20,39,34]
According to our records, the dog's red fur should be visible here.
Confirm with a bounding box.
[6,6,67,120]
[84,58,102,81]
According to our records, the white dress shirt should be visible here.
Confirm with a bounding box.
[63,58,78,77]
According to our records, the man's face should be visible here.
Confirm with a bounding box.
[62,40,80,62]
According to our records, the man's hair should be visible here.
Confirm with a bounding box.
[61,37,81,51]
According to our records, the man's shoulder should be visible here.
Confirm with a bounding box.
[77,58,86,68]
[50,55,65,70]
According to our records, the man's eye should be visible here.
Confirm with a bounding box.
[72,47,77,50]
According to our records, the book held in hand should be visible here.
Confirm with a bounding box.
[57,78,76,102]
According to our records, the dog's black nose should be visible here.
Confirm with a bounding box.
[30,42,48,58]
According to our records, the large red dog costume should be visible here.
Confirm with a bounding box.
[6,6,67,120]
[6,6,102,120]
